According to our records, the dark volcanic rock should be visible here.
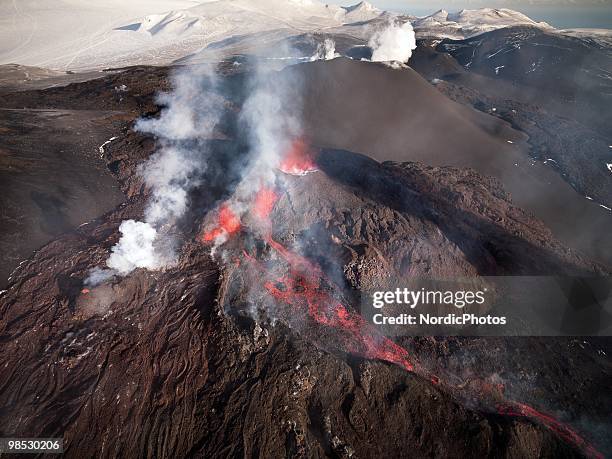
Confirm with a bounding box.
[411,29,612,208]
[290,58,612,266]
[437,26,612,137]
[0,108,126,289]
[0,137,608,457]
[0,56,610,458]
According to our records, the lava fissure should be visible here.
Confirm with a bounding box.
[197,139,603,459]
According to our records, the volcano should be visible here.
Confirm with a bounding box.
[292,58,612,266]
[0,40,610,459]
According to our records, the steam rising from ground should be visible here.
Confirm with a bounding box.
[88,46,304,284]
[369,18,417,66]
[107,220,160,275]
[238,51,304,183]
[310,38,337,61]
[87,65,223,285]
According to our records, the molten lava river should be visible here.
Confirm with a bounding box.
[197,140,603,459]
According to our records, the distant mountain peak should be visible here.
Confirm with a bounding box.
[430,9,449,19]
[413,6,554,39]
[343,1,379,14]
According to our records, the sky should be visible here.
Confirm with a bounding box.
[328,0,612,28]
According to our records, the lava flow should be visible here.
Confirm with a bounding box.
[253,186,279,221]
[278,138,318,176]
[264,256,414,372]
[200,204,241,242]
[197,138,603,459]
[497,402,604,459]
[249,178,414,371]
[257,202,602,459]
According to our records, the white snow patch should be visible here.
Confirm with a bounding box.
[600,204,612,211]
[4,3,606,70]
[606,163,612,173]
[0,0,382,70]
[98,136,117,156]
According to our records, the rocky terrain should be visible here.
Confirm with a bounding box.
[1,137,609,457]
[0,28,611,459]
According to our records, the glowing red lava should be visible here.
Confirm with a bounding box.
[201,204,241,242]
[498,402,603,459]
[279,138,318,176]
[81,288,90,295]
[253,186,279,221]
[263,236,414,372]
[261,238,601,457]
[209,182,602,459]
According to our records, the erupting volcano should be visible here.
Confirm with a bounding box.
[199,142,603,458]
[2,32,610,456]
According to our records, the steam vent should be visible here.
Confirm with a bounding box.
[0,1,610,458]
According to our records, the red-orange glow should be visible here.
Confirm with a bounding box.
[262,235,414,372]
[253,186,279,220]
[497,402,603,459]
[201,204,241,242]
[279,138,318,176]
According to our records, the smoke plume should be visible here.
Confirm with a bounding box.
[106,220,161,275]
[369,18,417,65]
[238,53,304,184]
[310,38,337,61]
[87,64,223,284]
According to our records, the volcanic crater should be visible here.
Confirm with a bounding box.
[0,52,610,458]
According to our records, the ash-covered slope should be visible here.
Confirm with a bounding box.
[289,58,612,266]
[0,109,125,289]
[407,28,612,222]
[438,26,612,137]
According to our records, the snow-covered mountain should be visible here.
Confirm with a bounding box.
[412,8,552,39]
[0,0,606,71]
[0,0,381,70]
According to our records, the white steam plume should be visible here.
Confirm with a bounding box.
[239,48,303,182]
[107,220,160,275]
[87,65,222,285]
[310,38,337,61]
[369,18,417,66]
